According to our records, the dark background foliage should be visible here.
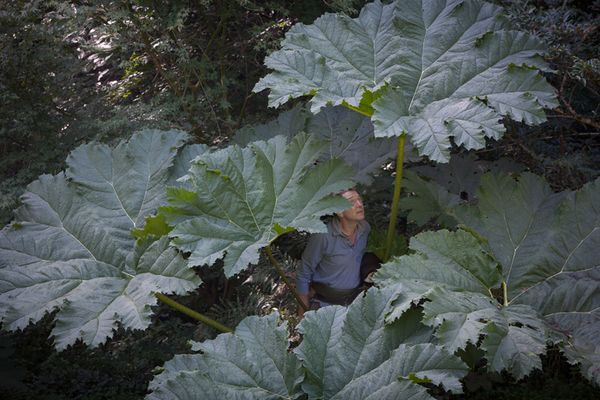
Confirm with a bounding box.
[0,0,366,224]
[0,0,599,399]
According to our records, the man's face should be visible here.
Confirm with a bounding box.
[338,190,365,222]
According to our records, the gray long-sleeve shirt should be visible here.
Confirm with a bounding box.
[296,218,370,295]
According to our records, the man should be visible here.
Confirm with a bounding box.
[296,189,370,317]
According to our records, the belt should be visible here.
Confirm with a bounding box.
[311,281,363,306]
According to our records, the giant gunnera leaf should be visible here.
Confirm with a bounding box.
[234,105,417,184]
[254,0,557,162]
[375,173,600,383]
[373,229,549,379]
[454,172,600,384]
[401,154,524,226]
[146,287,468,400]
[0,130,201,349]
[160,133,355,277]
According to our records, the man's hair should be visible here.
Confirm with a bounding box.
[339,187,358,195]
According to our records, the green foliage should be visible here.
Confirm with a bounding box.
[366,228,407,262]
[147,288,468,399]
[491,0,600,189]
[374,172,600,384]
[254,0,557,162]
[205,292,271,333]
[1,0,599,397]
[0,2,107,225]
[0,2,180,225]
[0,0,360,225]
[374,229,550,379]
[234,105,413,184]
[132,214,173,239]
[0,131,201,349]
[460,347,600,400]
[0,310,198,400]
[149,312,304,400]
[499,0,600,101]
[233,105,309,145]
[454,172,600,384]
[402,170,462,227]
[401,154,524,227]
[159,133,355,277]
[61,0,365,140]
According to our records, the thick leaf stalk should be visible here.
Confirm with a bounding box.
[266,245,307,311]
[155,293,232,333]
[384,134,406,261]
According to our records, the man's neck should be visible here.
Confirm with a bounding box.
[338,218,358,237]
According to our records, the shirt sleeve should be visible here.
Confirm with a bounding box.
[296,233,326,295]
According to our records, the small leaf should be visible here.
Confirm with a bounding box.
[132,214,172,239]
[273,224,295,236]
[407,372,432,385]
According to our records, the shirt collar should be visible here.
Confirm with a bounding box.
[330,218,369,238]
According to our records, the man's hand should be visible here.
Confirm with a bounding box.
[298,293,310,318]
